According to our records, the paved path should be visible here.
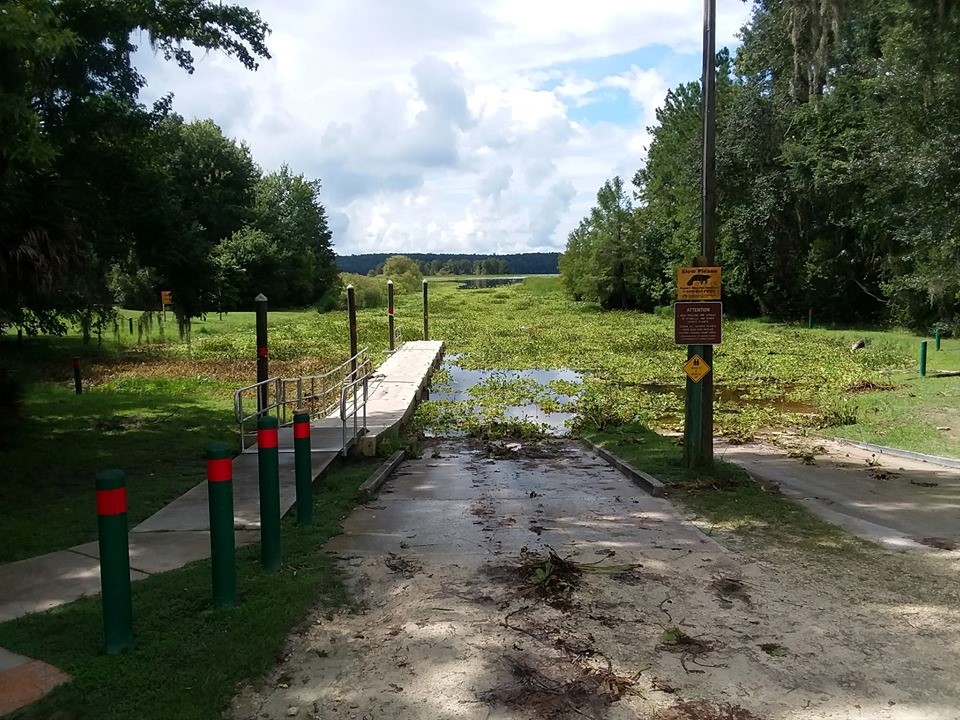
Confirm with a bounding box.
[234,440,960,720]
[0,341,444,716]
[720,437,960,550]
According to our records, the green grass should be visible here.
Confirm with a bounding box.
[0,457,380,720]
[828,373,960,457]
[0,380,235,562]
[582,424,862,552]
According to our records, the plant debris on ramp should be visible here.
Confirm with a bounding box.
[232,440,960,720]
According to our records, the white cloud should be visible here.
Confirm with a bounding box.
[134,0,751,254]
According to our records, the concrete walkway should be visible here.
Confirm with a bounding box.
[720,437,960,550]
[0,341,444,715]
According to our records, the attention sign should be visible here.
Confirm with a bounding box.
[674,301,723,345]
[677,266,721,300]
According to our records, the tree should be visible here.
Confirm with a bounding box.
[379,255,423,292]
[251,166,337,305]
[0,0,270,330]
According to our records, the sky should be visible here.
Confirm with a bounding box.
[134,1,753,256]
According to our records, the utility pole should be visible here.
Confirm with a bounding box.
[700,0,717,466]
[684,0,717,468]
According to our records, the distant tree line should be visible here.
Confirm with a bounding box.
[337,253,560,277]
[561,0,960,333]
[1,1,339,340]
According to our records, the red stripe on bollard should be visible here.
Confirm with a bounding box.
[257,346,268,357]
[388,308,394,315]
[293,421,311,440]
[73,359,81,368]
[258,427,279,448]
[206,458,232,482]
[96,488,127,516]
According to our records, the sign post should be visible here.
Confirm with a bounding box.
[679,0,718,468]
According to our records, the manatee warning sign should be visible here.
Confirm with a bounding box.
[677,266,721,300]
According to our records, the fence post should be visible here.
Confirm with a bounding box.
[96,469,133,653]
[423,279,429,341]
[206,442,236,608]
[919,341,928,377]
[293,410,313,527]
[935,328,942,351]
[807,308,813,329]
[257,415,281,571]
[255,294,269,413]
[387,280,395,352]
[347,285,358,381]
[73,357,82,395]
[128,318,134,335]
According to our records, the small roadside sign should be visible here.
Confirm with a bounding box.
[160,290,173,306]
[677,266,721,300]
[674,301,723,345]
[683,354,711,383]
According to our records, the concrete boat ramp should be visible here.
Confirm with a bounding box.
[0,341,444,625]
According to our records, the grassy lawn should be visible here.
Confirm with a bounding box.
[0,457,380,720]
[0,380,234,562]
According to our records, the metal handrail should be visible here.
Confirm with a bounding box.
[233,347,373,451]
[339,372,371,456]
[234,377,283,449]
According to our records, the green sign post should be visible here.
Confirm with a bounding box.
[682,0,718,468]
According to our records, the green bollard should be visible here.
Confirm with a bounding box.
[96,469,133,653]
[206,442,236,608]
[919,340,928,377]
[73,357,82,395]
[257,415,281,571]
[293,410,313,527]
[935,328,941,351]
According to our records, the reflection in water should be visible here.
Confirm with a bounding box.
[429,355,582,435]
[456,277,525,290]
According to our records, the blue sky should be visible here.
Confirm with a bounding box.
[135,1,752,255]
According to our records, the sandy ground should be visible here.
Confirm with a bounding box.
[232,440,960,720]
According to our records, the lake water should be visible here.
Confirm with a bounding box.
[427,354,582,435]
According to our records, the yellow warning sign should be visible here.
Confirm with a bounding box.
[678,267,721,300]
[683,354,711,383]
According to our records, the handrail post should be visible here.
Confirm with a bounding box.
[422,279,429,341]
[388,280,395,352]
[347,285,358,382]
[255,294,269,413]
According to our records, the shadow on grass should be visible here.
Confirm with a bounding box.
[0,458,380,720]
[0,381,235,562]
[582,423,861,553]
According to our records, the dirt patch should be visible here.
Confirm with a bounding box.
[916,536,958,550]
[657,700,767,720]
[478,651,637,718]
[84,355,338,387]
[847,380,895,394]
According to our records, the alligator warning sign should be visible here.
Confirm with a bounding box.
[677,266,721,300]
[683,354,711,383]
